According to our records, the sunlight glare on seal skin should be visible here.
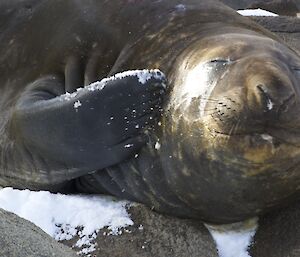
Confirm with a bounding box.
[173,62,218,116]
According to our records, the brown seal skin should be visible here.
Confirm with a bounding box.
[1,0,300,223]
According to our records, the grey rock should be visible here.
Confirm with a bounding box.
[220,0,256,9]
[0,208,77,257]
[247,0,299,16]
[63,204,218,257]
[253,16,300,55]
[250,200,300,257]
[252,16,300,33]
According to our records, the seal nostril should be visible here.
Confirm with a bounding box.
[256,84,267,95]
[278,94,295,114]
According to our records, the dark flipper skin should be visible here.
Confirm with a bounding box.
[3,70,166,190]
[0,0,166,191]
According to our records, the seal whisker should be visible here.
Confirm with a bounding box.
[203,106,219,112]
[199,111,219,117]
[232,119,241,136]
[228,123,236,137]
[199,97,220,102]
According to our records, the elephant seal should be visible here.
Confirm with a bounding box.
[1,0,300,223]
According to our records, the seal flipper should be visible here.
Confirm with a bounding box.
[9,70,166,189]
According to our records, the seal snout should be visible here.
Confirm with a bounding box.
[254,83,295,114]
[246,72,300,146]
[247,68,296,122]
[209,62,299,138]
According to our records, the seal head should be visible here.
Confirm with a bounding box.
[163,31,300,222]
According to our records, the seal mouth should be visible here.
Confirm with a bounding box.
[209,126,300,148]
[267,127,300,147]
[205,127,300,167]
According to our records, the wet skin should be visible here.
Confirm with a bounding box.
[1,0,300,223]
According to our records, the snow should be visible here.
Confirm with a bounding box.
[112,69,165,85]
[74,100,82,109]
[124,143,133,148]
[175,4,187,12]
[206,218,258,257]
[237,9,278,17]
[0,187,260,257]
[60,69,165,102]
[59,69,166,107]
[154,141,161,150]
[173,62,219,117]
[92,69,166,88]
[63,91,78,101]
[0,187,133,255]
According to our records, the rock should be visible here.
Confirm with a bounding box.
[0,208,77,257]
[253,16,300,55]
[62,204,218,257]
[250,200,300,257]
[252,16,300,33]
[248,0,299,16]
[219,0,256,10]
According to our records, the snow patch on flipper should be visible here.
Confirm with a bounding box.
[59,69,166,102]
[205,217,258,257]
[108,69,165,85]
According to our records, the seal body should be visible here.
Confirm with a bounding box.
[1,0,300,223]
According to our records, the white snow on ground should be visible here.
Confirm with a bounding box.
[206,218,258,257]
[0,187,133,255]
[237,9,278,17]
[0,187,259,257]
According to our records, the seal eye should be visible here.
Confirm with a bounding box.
[292,67,300,72]
[210,59,228,63]
[208,59,230,66]
[291,67,300,76]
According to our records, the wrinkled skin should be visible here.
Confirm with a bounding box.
[1,0,300,223]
